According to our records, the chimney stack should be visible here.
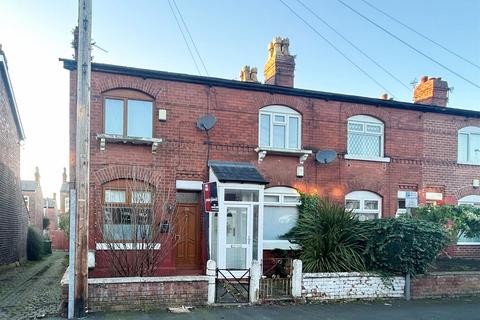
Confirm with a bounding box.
[35,167,40,183]
[239,66,259,83]
[63,167,67,182]
[413,76,449,107]
[264,37,295,87]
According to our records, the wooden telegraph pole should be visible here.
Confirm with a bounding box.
[74,0,92,317]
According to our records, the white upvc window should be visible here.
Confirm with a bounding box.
[345,190,382,221]
[346,115,388,161]
[259,105,301,150]
[396,191,407,217]
[458,126,480,165]
[263,186,300,250]
[457,195,480,245]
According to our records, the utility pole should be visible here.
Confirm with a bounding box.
[74,0,92,317]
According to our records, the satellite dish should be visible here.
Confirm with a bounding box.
[196,114,217,131]
[315,150,337,164]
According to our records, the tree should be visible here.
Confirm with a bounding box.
[412,204,480,243]
[94,174,184,276]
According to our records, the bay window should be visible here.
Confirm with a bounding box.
[457,195,480,244]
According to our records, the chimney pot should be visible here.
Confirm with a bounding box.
[239,65,259,83]
[413,76,449,107]
[264,37,295,87]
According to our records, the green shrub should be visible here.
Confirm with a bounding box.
[363,217,449,275]
[413,205,480,243]
[27,226,43,261]
[284,194,368,273]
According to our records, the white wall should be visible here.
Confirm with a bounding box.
[302,272,405,300]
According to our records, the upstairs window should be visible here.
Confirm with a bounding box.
[458,126,480,165]
[259,105,301,150]
[345,190,382,221]
[103,89,153,139]
[347,115,384,158]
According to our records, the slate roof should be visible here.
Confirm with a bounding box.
[21,180,37,192]
[209,161,268,185]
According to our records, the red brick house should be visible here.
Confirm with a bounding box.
[0,45,28,266]
[21,167,44,232]
[63,37,480,277]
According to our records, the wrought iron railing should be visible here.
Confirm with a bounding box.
[215,268,250,303]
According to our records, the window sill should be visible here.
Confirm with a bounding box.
[97,133,163,153]
[344,154,391,163]
[457,161,480,166]
[96,243,161,250]
[255,147,312,164]
[263,240,300,250]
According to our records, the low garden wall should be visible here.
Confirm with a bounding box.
[61,270,209,312]
[302,272,405,301]
[411,272,480,299]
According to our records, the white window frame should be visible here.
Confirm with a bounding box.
[396,191,407,217]
[23,196,30,211]
[263,186,301,250]
[346,115,390,163]
[345,190,382,220]
[259,105,302,151]
[457,195,480,245]
[457,126,480,165]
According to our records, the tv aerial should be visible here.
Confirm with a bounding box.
[196,114,217,131]
[315,150,337,164]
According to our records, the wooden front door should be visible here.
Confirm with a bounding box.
[175,204,200,269]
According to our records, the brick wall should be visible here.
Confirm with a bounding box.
[61,274,208,312]
[412,272,480,298]
[302,272,405,301]
[22,187,44,232]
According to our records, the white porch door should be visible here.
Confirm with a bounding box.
[225,205,252,269]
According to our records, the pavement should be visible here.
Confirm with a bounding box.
[0,251,68,320]
[84,297,480,320]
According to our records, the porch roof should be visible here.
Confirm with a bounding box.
[208,161,268,185]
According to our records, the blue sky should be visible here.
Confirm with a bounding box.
[1,0,479,195]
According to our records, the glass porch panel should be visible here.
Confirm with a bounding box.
[226,207,247,244]
[226,247,247,269]
[224,189,259,202]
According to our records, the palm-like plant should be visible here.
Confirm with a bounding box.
[283,194,368,273]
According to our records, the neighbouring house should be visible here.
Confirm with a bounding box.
[0,45,28,266]
[62,37,480,277]
[44,195,59,232]
[21,167,44,232]
[50,169,70,251]
[59,167,70,217]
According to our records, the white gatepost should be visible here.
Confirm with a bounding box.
[206,260,216,304]
[292,259,303,299]
[249,260,261,304]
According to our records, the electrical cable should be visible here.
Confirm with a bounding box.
[359,0,480,71]
[295,0,411,92]
[336,0,480,89]
[171,0,209,75]
[278,0,396,97]
[167,0,202,75]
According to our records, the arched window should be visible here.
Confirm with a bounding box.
[457,195,480,244]
[345,190,382,221]
[102,179,154,241]
[458,126,480,165]
[347,115,385,159]
[259,105,301,150]
[263,186,300,249]
[103,89,154,138]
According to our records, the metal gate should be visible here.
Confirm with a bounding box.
[215,269,250,303]
[259,258,293,301]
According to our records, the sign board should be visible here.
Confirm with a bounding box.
[405,191,419,208]
[203,182,219,212]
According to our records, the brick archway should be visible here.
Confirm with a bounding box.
[93,166,162,188]
[454,186,480,203]
[97,77,162,99]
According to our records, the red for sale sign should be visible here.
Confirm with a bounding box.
[203,182,219,212]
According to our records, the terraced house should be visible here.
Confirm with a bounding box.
[63,37,480,277]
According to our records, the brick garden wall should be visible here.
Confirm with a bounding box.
[302,272,405,301]
[0,65,27,266]
[61,273,208,312]
[411,272,480,299]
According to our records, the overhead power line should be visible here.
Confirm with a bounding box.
[167,0,202,75]
[336,0,480,89]
[171,0,209,75]
[278,0,396,97]
[359,0,480,71]
[295,0,411,92]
